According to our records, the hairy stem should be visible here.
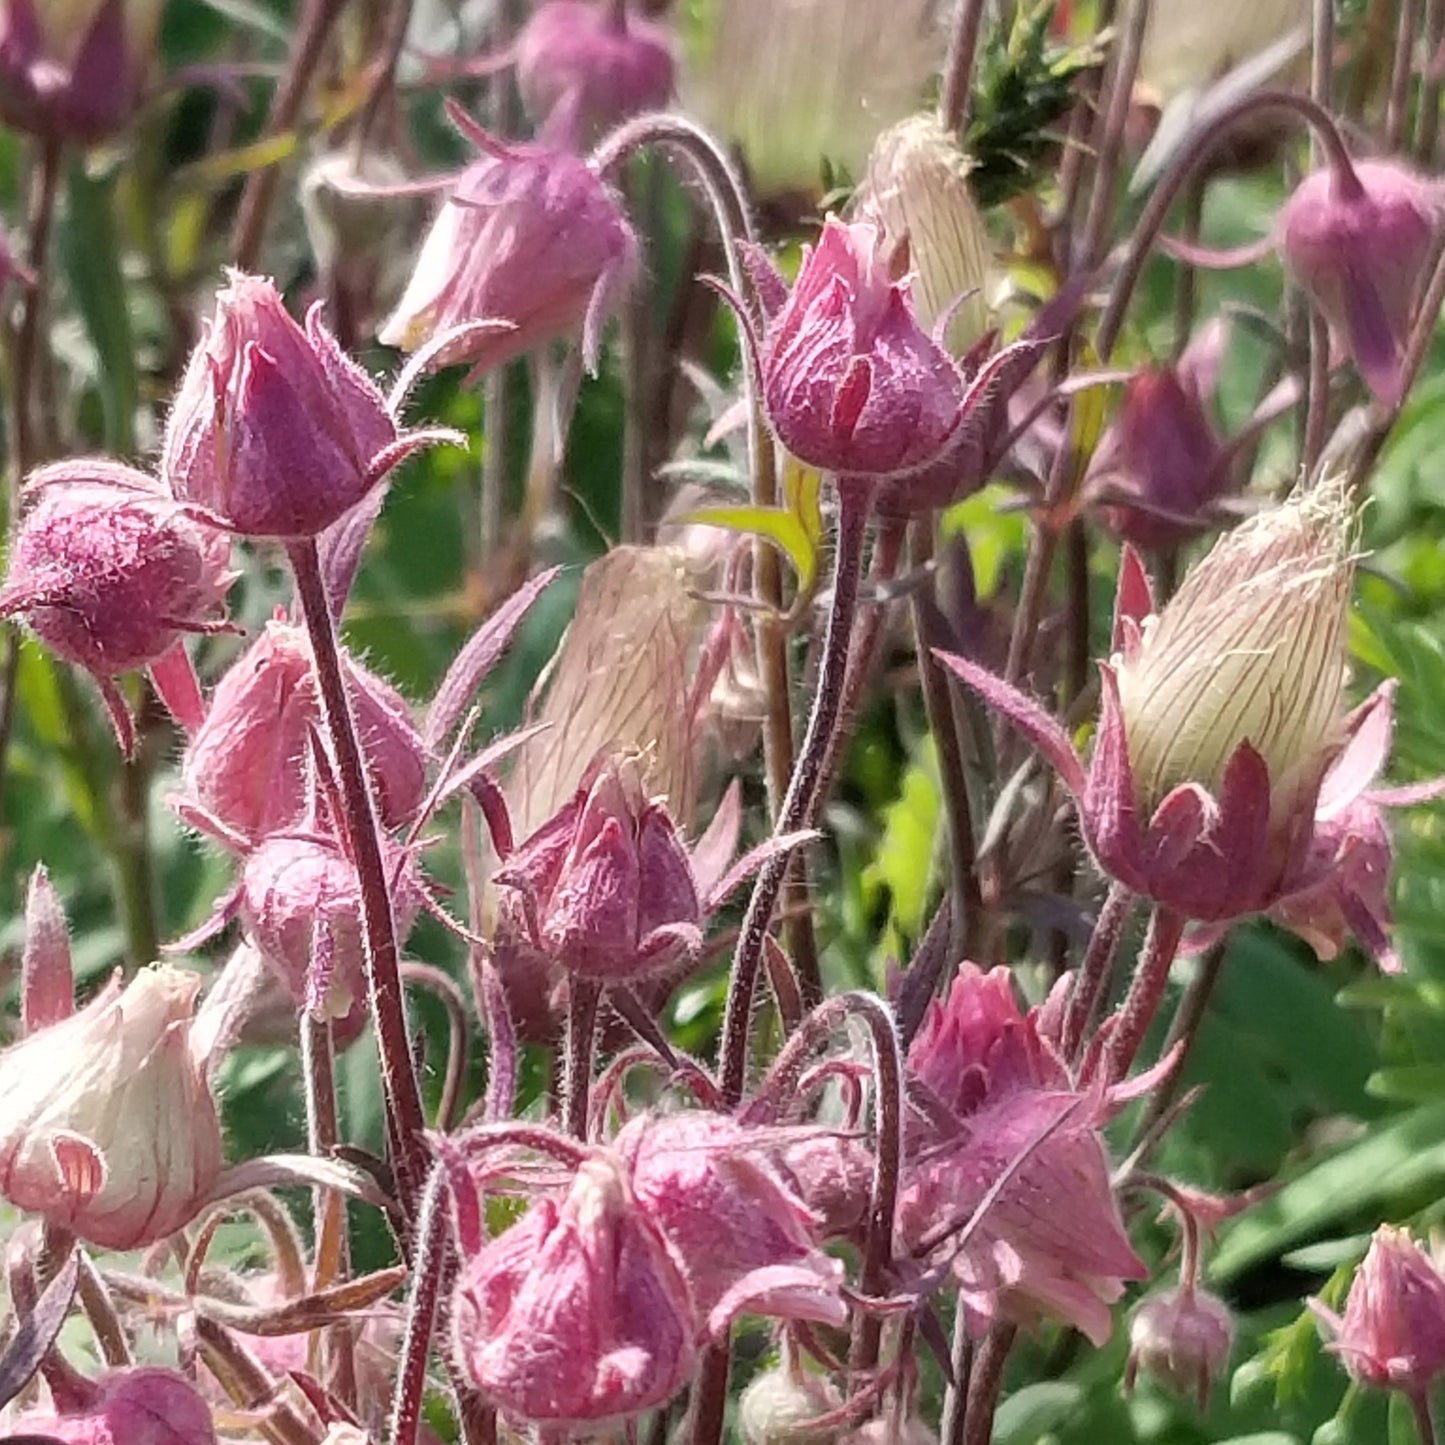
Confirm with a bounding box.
[938,0,989,133]
[388,1167,450,1445]
[1105,905,1187,1082]
[562,977,602,1140]
[1063,883,1136,1063]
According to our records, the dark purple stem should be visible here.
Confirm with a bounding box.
[961,1323,1017,1445]
[1386,0,1421,150]
[562,977,602,1140]
[387,1166,449,1445]
[938,0,989,133]
[1104,905,1187,1082]
[718,485,871,1108]
[289,538,427,1219]
[1062,882,1135,1063]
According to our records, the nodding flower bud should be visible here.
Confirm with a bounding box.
[379,130,637,379]
[857,114,992,358]
[451,1153,696,1430]
[0,966,222,1251]
[495,759,703,984]
[1279,158,1441,407]
[179,618,426,845]
[738,1365,842,1444]
[1126,1286,1235,1407]
[9,1366,218,1445]
[0,0,164,142]
[515,0,673,149]
[750,217,966,482]
[163,271,410,539]
[1313,1226,1445,1401]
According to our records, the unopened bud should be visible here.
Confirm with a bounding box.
[1126,1286,1235,1406]
[739,1366,842,1443]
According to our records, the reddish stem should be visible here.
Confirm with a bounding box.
[1063,882,1135,1063]
[1104,905,1187,1082]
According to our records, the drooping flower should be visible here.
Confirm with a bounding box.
[515,0,673,149]
[1279,158,1441,407]
[0,461,234,754]
[615,1110,847,1338]
[163,271,433,539]
[1126,1286,1235,1406]
[379,121,637,379]
[1312,1226,1445,1402]
[938,486,1399,932]
[0,965,223,1250]
[7,1366,218,1445]
[0,0,164,142]
[450,1153,697,1430]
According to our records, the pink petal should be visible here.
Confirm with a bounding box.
[690,779,742,903]
[1319,681,1396,818]
[1112,547,1154,656]
[1082,665,1146,885]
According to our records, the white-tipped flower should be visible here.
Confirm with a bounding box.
[1114,482,1354,816]
[858,114,992,357]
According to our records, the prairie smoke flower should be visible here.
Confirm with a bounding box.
[178,616,426,845]
[163,272,428,539]
[1126,1286,1235,1406]
[0,461,234,753]
[0,966,222,1250]
[379,129,636,378]
[450,1153,696,1429]
[0,0,162,142]
[1312,1226,1445,1401]
[615,1110,847,1338]
[739,1366,842,1444]
[8,1366,217,1445]
[515,0,673,148]
[939,487,1399,930]
[1279,159,1441,407]
[898,965,1146,1344]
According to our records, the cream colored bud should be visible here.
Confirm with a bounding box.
[1114,482,1355,816]
[858,114,992,357]
[739,1365,843,1444]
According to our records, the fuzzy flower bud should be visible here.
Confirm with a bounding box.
[380,129,637,378]
[179,617,425,844]
[857,115,992,358]
[515,0,673,148]
[1313,1226,1445,1400]
[1114,483,1353,820]
[1126,1286,1235,1406]
[739,1366,842,1444]
[451,1154,696,1429]
[0,0,163,142]
[163,272,407,539]
[0,966,222,1251]
[8,1366,218,1445]
[1279,159,1440,407]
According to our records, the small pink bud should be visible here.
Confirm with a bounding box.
[1279,159,1440,406]
[21,863,73,1035]
[179,617,425,844]
[1314,1225,1445,1399]
[451,1153,696,1429]
[379,132,637,377]
[0,462,233,689]
[9,1366,217,1445]
[163,272,403,538]
[1126,1285,1235,1406]
[754,218,966,480]
[0,966,223,1250]
[515,1,673,148]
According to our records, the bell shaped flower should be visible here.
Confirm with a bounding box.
[898,965,1146,1345]
[1126,1285,1235,1406]
[163,271,438,539]
[177,615,426,846]
[1279,157,1441,407]
[1312,1226,1445,1403]
[379,115,637,379]
[450,1153,696,1430]
[938,486,1399,930]
[515,0,673,149]
[0,964,223,1250]
[8,1366,218,1444]
[0,460,234,755]
[615,1110,847,1338]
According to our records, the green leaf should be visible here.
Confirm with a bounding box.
[1366,1063,1445,1103]
[683,504,816,589]
[994,1381,1084,1443]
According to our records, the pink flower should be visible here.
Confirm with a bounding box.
[163,272,429,539]
[515,0,673,148]
[615,1110,847,1338]
[178,616,426,845]
[1126,1285,1235,1406]
[379,125,637,378]
[938,488,1393,930]
[1312,1225,1445,1400]
[450,1153,697,1430]
[0,965,223,1250]
[9,1366,217,1445]
[1279,158,1440,406]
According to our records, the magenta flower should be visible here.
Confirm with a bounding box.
[379,122,637,379]
[450,1153,697,1430]
[515,0,673,148]
[1126,1285,1235,1406]
[8,1366,218,1445]
[1279,158,1441,406]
